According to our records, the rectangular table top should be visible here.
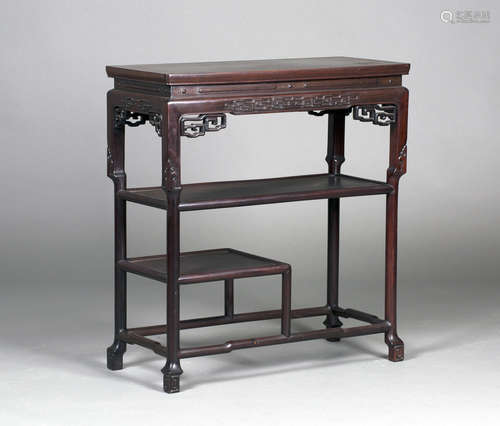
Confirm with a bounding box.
[107,56,410,85]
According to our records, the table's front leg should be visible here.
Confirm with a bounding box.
[161,103,183,392]
[106,90,127,370]
[385,88,408,362]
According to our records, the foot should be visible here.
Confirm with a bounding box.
[106,341,126,370]
[323,315,343,342]
[386,334,404,362]
[163,375,181,393]
[161,361,183,394]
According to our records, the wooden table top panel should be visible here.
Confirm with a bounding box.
[106,56,410,85]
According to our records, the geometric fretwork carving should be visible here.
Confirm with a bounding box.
[353,104,397,126]
[180,113,227,138]
[114,107,163,137]
[164,157,179,187]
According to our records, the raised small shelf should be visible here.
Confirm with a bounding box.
[118,173,393,211]
[118,248,290,284]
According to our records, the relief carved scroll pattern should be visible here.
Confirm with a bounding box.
[225,94,359,114]
[164,158,179,189]
[388,144,407,179]
[106,146,114,177]
[113,97,163,137]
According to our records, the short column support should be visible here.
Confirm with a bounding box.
[224,279,234,319]
[324,109,349,340]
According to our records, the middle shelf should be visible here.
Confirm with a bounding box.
[118,173,393,211]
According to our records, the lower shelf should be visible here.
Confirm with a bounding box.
[118,248,289,284]
[118,173,393,211]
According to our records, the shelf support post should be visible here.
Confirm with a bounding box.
[384,88,408,362]
[106,90,128,370]
[224,279,234,319]
[324,109,349,340]
[161,102,183,393]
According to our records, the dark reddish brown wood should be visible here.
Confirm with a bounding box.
[162,76,402,100]
[331,306,386,324]
[107,56,409,85]
[178,321,389,359]
[224,278,234,319]
[324,109,348,341]
[281,270,291,337]
[118,174,393,211]
[119,331,167,356]
[384,88,408,362]
[106,91,128,371]
[105,56,410,393]
[118,248,290,284]
[118,307,389,359]
[161,104,183,393]
[129,305,331,336]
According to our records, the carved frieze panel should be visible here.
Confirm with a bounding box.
[224,94,359,114]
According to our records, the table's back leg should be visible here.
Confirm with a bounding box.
[106,91,127,370]
[324,109,349,340]
[385,89,408,362]
[161,104,184,392]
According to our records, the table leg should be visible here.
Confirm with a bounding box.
[385,189,404,361]
[385,88,408,362]
[324,110,347,339]
[161,106,183,392]
[106,92,127,370]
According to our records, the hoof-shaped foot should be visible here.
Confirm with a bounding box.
[106,343,125,371]
[386,334,404,362]
[162,361,183,394]
[323,316,343,342]
[163,375,180,393]
[388,344,404,362]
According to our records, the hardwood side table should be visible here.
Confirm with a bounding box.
[105,56,410,393]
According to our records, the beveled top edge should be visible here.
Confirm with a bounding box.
[106,56,410,85]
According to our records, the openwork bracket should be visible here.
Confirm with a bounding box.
[114,107,163,137]
[352,104,397,126]
[180,113,227,138]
